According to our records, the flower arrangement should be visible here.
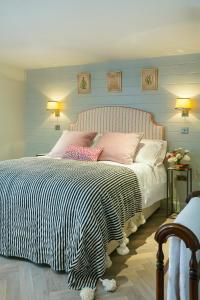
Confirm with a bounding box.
[166,148,191,166]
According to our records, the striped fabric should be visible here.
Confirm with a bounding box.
[0,157,142,289]
[70,106,164,139]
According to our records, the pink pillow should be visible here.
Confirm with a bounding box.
[62,145,103,161]
[47,130,97,158]
[96,132,143,164]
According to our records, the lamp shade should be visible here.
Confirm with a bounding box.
[175,98,192,109]
[47,101,63,110]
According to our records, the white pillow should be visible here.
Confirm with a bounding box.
[135,139,167,167]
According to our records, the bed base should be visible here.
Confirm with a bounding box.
[155,191,200,300]
[108,201,160,255]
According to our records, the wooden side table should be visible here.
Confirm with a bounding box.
[166,166,192,217]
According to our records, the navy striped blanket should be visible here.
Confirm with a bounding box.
[0,157,142,289]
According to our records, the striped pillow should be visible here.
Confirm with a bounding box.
[63,145,103,161]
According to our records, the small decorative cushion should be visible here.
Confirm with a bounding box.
[47,130,97,158]
[96,132,143,164]
[62,145,103,161]
[135,139,167,167]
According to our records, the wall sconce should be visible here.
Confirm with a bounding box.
[47,101,63,117]
[47,101,64,130]
[175,98,192,117]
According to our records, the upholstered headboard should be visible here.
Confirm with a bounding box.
[69,106,164,139]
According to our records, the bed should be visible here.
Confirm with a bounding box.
[69,106,166,254]
[0,106,166,299]
[155,191,200,300]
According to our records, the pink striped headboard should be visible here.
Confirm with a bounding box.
[69,106,164,139]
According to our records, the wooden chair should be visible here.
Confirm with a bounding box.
[155,191,200,300]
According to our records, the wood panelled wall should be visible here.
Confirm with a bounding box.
[26,53,200,189]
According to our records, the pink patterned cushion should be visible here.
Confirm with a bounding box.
[62,145,103,161]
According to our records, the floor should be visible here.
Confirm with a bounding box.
[0,209,169,300]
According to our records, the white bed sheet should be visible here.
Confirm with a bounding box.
[43,156,166,208]
[100,161,167,208]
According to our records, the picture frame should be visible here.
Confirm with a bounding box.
[142,68,158,90]
[77,73,91,94]
[107,71,122,92]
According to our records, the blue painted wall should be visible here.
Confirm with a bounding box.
[26,53,200,189]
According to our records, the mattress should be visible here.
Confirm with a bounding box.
[100,161,167,208]
[102,161,166,254]
[44,156,167,209]
[43,157,167,208]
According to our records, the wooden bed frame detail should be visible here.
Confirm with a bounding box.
[155,191,200,300]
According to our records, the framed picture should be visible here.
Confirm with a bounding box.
[107,71,122,92]
[142,68,158,90]
[77,73,91,94]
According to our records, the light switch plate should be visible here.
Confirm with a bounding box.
[181,127,189,134]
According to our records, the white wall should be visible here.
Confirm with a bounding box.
[0,64,25,160]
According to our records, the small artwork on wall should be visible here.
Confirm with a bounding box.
[77,73,91,94]
[107,71,122,92]
[142,68,158,90]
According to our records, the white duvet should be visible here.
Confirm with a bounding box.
[100,161,167,208]
[43,156,167,209]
